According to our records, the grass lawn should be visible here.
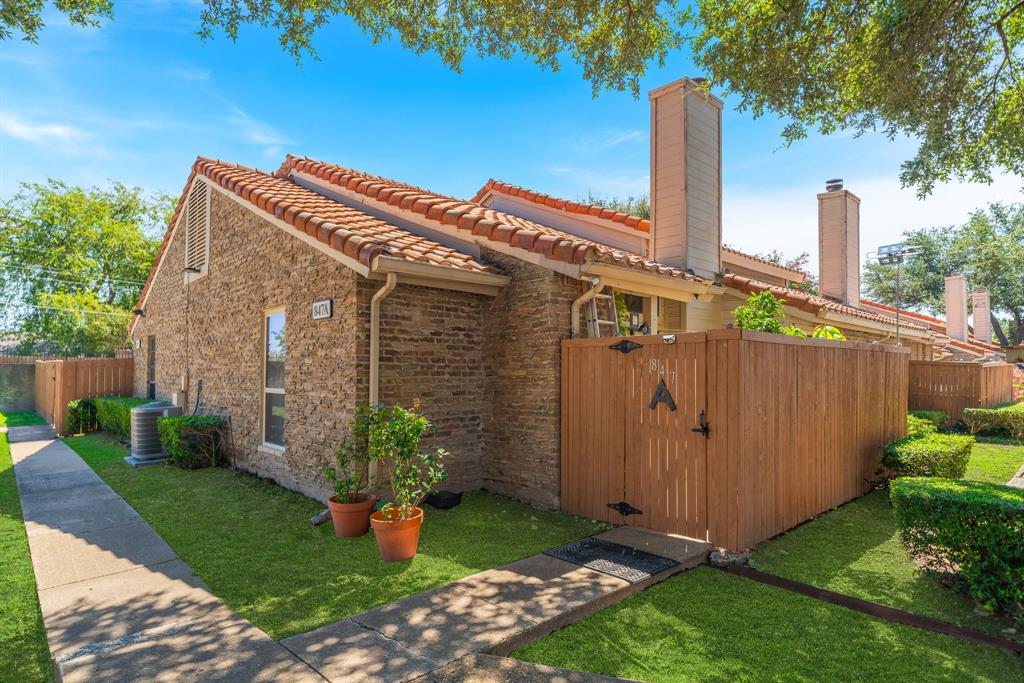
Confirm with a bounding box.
[514,567,1024,682]
[0,414,51,683]
[0,411,46,428]
[65,432,608,640]
[965,441,1023,483]
[515,441,1024,682]
[751,442,1024,640]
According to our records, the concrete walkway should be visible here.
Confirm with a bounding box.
[9,426,324,682]
[11,424,709,682]
[282,526,710,682]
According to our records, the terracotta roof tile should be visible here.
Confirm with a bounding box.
[278,155,704,283]
[721,246,809,278]
[471,179,651,233]
[131,157,498,331]
[722,274,930,331]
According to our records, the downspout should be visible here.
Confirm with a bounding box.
[570,276,603,338]
[368,271,397,481]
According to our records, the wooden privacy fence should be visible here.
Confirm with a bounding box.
[908,361,1014,424]
[35,358,134,435]
[561,329,909,551]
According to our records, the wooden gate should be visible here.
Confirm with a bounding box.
[561,333,709,539]
[562,329,909,550]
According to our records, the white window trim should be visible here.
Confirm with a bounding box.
[262,307,286,449]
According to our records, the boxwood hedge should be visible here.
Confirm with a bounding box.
[94,397,149,439]
[156,415,227,469]
[962,402,1024,439]
[890,477,1024,621]
[906,414,937,439]
[908,410,947,431]
[65,398,97,434]
[882,432,974,478]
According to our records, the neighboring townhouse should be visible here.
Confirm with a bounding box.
[132,76,963,509]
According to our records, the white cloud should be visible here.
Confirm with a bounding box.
[0,113,85,143]
[722,173,1024,273]
[226,107,291,151]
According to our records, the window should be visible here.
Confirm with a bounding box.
[184,179,210,279]
[263,310,285,447]
[146,336,156,400]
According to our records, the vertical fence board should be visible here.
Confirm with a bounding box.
[909,361,1014,423]
[31,358,135,435]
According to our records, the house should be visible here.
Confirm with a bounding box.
[130,77,949,508]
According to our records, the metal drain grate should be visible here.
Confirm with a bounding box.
[544,537,679,583]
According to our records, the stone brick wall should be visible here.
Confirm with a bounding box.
[355,279,488,491]
[133,186,511,502]
[479,249,584,509]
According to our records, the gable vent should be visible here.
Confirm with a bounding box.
[184,180,210,273]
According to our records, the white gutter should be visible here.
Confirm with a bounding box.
[570,276,603,338]
[368,271,397,482]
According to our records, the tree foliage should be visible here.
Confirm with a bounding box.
[6,2,1022,193]
[695,1,1024,196]
[862,203,1024,343]
[0,180,171,355]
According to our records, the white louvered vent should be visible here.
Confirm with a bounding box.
[184,180,210,274]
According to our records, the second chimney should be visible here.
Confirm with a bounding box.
[649,77,723,279]
[971,287,991,343]
[818,179,861,306]
[945,275,969,341]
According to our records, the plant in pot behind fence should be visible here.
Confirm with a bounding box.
[369,403,448,562]
[324,404,379,538]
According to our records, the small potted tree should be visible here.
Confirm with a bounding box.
[369,403,448,561]
[324,404,378,537]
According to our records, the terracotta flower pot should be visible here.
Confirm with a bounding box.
[370,507,424,562]
[327,493,377,538]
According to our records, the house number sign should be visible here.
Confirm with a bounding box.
[312,299,333,320]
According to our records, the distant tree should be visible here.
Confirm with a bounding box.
[580,191,650,221]
[0,180,171,354]
[862,203,1024,344]
[7,2,1020,195]
[742,248,818,294]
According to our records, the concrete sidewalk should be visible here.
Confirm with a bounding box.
[283,526,710,683]
[9,426,324,682]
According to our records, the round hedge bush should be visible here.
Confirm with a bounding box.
[890,477,1024,620]
[882,432,974,478]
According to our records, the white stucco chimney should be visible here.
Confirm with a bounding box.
[817,179,861,306]
[649,77,723,279]
[971,287,991,343]
[944,274,969,341]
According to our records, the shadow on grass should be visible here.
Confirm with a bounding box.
[64,432,607,640]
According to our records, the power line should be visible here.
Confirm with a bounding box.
[0,303,133,317]
[0,261,148,286]
[0,270,145,294]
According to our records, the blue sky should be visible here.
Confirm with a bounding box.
[2,2,1020,272]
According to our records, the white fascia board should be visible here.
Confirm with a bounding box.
[582,261,714,302]
[371,255,509,296]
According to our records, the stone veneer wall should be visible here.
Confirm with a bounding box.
[479,250,583,509]
[134,188,489,500]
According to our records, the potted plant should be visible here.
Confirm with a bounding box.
[324,404,379,537]
[369,402,448,561]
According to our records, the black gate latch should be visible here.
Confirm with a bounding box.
[692,410,710,437]
[608,339,643,354]
[607,501,643,516]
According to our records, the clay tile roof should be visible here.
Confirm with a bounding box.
[721,273,930,331]
[131,157,498,330]
[471,179,651,233]
[279,155,705,283]
[861,299,1003,352]
[721,245,808,278]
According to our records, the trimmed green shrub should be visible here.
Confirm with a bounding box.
[962,402,1024,439]
[882,433,974,478]
[908,410,947,431]
[94,397,149,439]
[890,477,1024,620]
[65,398,97,434]
[156,415,227,469]
[906,414,937,438]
